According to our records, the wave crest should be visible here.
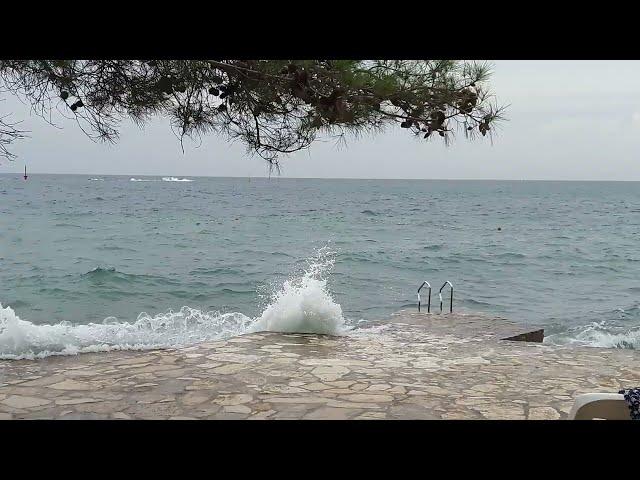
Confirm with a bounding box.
[162,177,193,182]
[545,303,640,349]
[250,247,345,335]
[0,247,346,359]
[545,322,640,349]
[0,304,253,360]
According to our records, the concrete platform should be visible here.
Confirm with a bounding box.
[0,310,638,420]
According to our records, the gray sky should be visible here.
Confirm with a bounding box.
[1,60,640,180]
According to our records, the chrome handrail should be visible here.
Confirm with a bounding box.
[417,281,431,313]
[438,281,454,313]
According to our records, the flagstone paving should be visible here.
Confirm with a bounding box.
[1,310,638,420]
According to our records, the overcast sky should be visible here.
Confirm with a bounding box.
[1,60,640,180]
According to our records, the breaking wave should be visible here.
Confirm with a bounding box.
[162,177,193,182]
[249,247,346,335]
[545,322,640,349]
[545,303,640,349]
[0,248,347,359]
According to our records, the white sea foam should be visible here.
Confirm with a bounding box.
[545,320,640,349]
[0,304,253,360]
[0,248,346,359]
[162,177,193,182]
[130,178,157,182]
[577,329,640,349]
[249,247,346,335]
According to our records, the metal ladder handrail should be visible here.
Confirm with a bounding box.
[417,281,431,313]
[438,281,454,313]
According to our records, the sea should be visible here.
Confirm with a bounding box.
[1,174,639,359]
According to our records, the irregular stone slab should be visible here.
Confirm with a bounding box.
[248,410,276,419]
[342,393,394,403]
[264,396,329,404]
[55,398,99,405]
[262,386,307,394]
[65,370,105,378]
[20,375,67,387]
[354,412,386,420]
[366,384,391,392]
[212,394,253,406]
[324,380,355,388]
[388,386,407,394]
[350,383,368,392]
[476,404,526,420]
[114,355,159,365]
[304,407,360,420]
[196,363,222,369]
[206,353,260,363]
[310,366,350,382]
[7,386,59,396]
[303,383,332,391]
[130,365,180,374]
[325,388,352,395]
[469,383,501,394]
[300,359,370,367]
[528,406,561,420]
[47,380,93,391]
[181,393,211,406]
[111,412,132,419]
[2,395,52,409]
[326,400,385,409]
[223,405,251,414]
[210,364,247,375]
[408,386,449,395]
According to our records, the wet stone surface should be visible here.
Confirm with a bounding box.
[1,311,638,420]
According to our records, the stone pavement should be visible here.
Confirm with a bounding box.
[1,310,638,420]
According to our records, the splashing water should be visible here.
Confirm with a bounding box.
[162,177,193,182]
[545,303,640,349]
[0,305,254,360]
[0,248,347,359]
[545,321,640,349]
[250,246,346,335]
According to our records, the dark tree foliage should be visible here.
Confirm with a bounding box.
[0,101,27,159]
[0,60,505,168]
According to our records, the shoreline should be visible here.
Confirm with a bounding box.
[1,310,637,420]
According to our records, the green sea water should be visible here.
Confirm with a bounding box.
[1,174,639,357]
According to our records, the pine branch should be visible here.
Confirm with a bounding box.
[0,60,506,165]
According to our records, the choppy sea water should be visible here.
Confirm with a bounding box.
[1,174,639,358]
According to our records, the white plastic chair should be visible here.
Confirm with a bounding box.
[569,393,630,420]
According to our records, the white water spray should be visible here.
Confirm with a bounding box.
[250,247,346,335]
[0,248,346,359]
[162,177,193,182]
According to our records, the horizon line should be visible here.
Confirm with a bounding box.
[2,172,640,182]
